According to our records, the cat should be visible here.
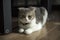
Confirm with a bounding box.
[18,7,48,34]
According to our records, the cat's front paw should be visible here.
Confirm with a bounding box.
[19,28,24,33]
[24,29,33,34]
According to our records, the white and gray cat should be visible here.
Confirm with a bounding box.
[18,7,48,34]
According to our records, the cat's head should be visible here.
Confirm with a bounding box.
[18,7,36,24]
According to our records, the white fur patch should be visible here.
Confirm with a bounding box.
[24,18,42,34]
[24,22,42,34]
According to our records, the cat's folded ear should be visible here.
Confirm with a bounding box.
[29,7,36,12]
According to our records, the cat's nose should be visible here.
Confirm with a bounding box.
[26,17,29,21]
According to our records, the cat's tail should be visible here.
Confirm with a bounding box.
[40,7,48,26]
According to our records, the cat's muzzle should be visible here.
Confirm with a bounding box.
[23,23,30,25]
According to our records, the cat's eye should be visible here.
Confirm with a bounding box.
[28,15,32,19]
